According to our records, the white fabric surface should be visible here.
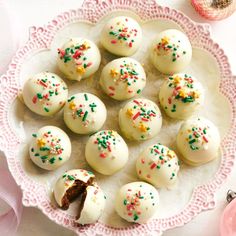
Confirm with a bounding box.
[1,0,236,235]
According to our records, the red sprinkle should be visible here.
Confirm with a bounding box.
[39,81,47,88]
[107,145,112,152]
[87,62,92,67]
[203,136,208,143]
[132,112,140,120]
[100,153,107,158]
[150,163,156,169]
[109,86,115,91]
[141,159,145,164]
[141,118,149,122]
[32,96,37,104]
[129,42,133,47]
[109,93,114,96]
[175,86,181,90]
[154,149,160,154]
[111,40,117,44]
[168,97,172,104]
[133,100,140,105]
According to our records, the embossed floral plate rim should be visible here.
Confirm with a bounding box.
[1,0,236,235]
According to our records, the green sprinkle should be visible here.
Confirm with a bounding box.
[44,107,49,112]
[41,156,48,160]
[40,147,50,151]
[62,174,67,178]
[189,139,196,144]
[37,93,43,99]
[76,109,83,116]
[67,96,75,102]
[67,175,75,180]
[49,157,56,164]
[133,214,139,221]
[31,148,34,152]
[203,129,207,134]
[34,153,40,157]
[124,199,127,205]
[84,93,88,101]
[82,111,88,121]
[32,133,37,138]
[59,157,63,161]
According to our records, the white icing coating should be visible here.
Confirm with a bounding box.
[99,57,146,100]
[54,169,95,207]
[150,29,192,74]
[119,98,162,141]
[85,130,129,175]
[100,16,142,56]
[22,72,68,116]
[64,93,107,134]
[159,73,204,119]
[136,144,180,188]
[76,184,106,225]
[57,38,101,81]
[29,126,71,171]
[177,117,220,166]
[115,181,159,223]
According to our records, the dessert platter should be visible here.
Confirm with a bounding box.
[1,0,236,235]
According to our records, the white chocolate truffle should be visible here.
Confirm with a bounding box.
[99,57,146,100]
[57,38,101,81]
[76,184,106,225]
[150,29,192,74]
[119,98,162,141]
[159,73,204,119]
[85,130,129,175]
[100,16,142,56]
[54,169,95,209]
[136,144,180,188]
[64,93,107,134]
[22,72,68,116]
[29,126,71,170]
[177,117,220,166]
[115,182,159,223]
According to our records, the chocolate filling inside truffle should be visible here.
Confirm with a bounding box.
[61,177,94,210]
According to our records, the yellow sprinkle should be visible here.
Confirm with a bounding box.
[82,42,90,49]
[69,101,76,110]
[173,76,182,84]
[126,108,133,117]
[110,69,119,78]
[161,36,170,45]
[76,66,85,74]
[192,91,200,99]
[167,150,176,159]
[139,123,147,132]
[37,138,46,147]
[179,89,188,98]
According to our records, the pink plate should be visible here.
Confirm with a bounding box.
[1,0,236,235]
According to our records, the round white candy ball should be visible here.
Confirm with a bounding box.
[85,130,129,175]
[115,182,159,223]
[29,126,71,170]
[159,73,204,119]
[57,38,101,81]
[136,143,180,188]
[177,117,220,166]
[22,72,68,116]
[150,29,192,74]
[64,93,107,134]
[100,16,142,56]
[100,57,146,100]
[119,98,162,141]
